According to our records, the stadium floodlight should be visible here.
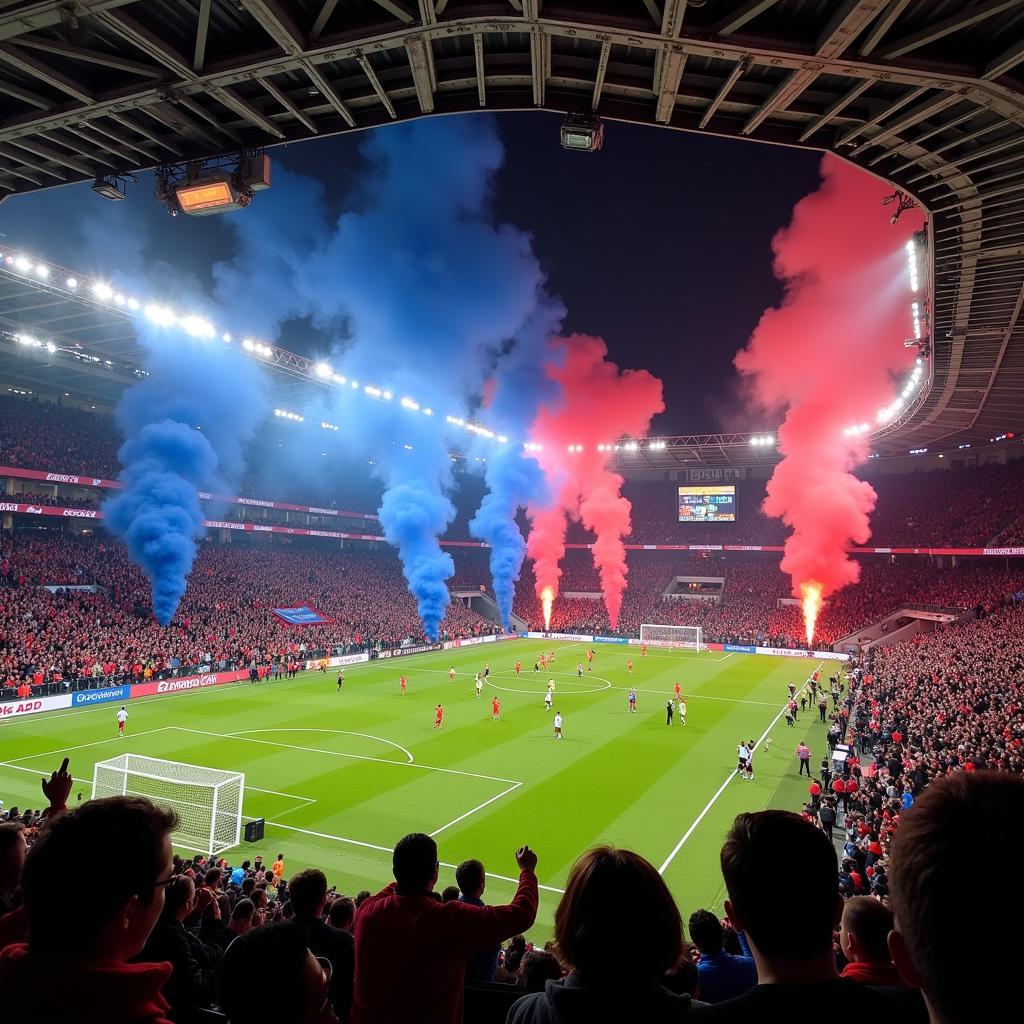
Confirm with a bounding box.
[92,175,126,201]
[401,396,420,410]
[13,255,32,272]
[92,754,243,858]
[35,264,49,279]
[145,304,177,327]
[315,362,333,379]
[65,277,77,289]
[561,113,604,152]
[92,282,114,301]
[640,623,704,651]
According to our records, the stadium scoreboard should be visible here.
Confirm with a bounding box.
[678,484,736,523]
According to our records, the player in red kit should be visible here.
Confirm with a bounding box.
[433,704,443,729]
[674,681,681,701]
[492,696,501,721]
[641,643,647,657]
[627,658,634,675]
[400,675,407,696]
[515,659,521,676]
[586,649,594,671]
[539,653,547,671]
[449,666,456,683]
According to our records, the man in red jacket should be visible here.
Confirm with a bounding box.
[353,832,539,1024]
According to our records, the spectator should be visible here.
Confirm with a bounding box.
[690,811,908,1020]
[289,868,354,1023]
[0,795,178,1024]
[218,920,336,1024]
[135,874,221,1022]
[508,846,698,1023]
[687,909,756,1004]
[0,822,25,917]
[352,833,538,1024]
[888,772,1024,1022]
[441,885,461,903]
[519,949,563,993]
[212,897,257,949]
[838,897,903,987]
[328,896,356,932]
[456,858,501,983]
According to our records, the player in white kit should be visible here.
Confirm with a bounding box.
[544,689,553,711]
[116,706,128,736]
[553,712,563,739]
[475,675,484,698]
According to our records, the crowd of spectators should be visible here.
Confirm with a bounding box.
[5,394,1024,551]
[3,750,1016,1022]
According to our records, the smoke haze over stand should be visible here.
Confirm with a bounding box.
[735,155,919,610]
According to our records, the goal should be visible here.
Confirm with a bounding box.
[92,754,244,857]
[639,624,704,651]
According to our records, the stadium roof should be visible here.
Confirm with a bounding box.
[0,0,1023,464]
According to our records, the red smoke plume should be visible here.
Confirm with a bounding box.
[735,156,919,612]
[527,335,664,627]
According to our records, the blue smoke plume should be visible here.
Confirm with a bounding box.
[104,326,267,624]
[214,116,551,640]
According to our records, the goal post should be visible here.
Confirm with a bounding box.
[639,623,704,651]
[92,754,244,858]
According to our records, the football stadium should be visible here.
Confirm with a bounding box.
[0,2,1023,1022]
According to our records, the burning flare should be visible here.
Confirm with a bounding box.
[801,581,823,648]
[541,586,554,632]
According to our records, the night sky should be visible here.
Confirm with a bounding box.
[0,112,822,434]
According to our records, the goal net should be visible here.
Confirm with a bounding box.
[92,754,244,858]
[639,624,704,651]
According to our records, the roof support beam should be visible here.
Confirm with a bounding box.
[858,0,912,56]
[194,0,212,72]
[474,32,485,106]
[259,77,318,133]
[303,64,355,127]
[836,84,928,145]
[405,35,435,113]
[876,0,1024,60]
[4,136,93,176]
[0,43,93,102]
[742,1,886,135]
[655,48,685,123]
[109,112,183,157]
[418,0,436,26]
[356,54,397,119]
[241,0,306,56]
[14,35,164,77]
[849,92,962,155]
[369,0,416,24]
[209,86,286,139]
[309,0,340,41]
[698,56,749,129]
[984,37,1024,79]
[713,0,782,36]
[593,38,611,110]
[0,79,50,110]
[798,78,873,140]
[95,10,196,81]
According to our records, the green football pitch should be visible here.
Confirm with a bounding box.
[0,640,835,939]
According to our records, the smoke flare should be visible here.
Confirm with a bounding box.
[801,581,823,648]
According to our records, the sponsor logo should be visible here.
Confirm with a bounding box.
[62,508,98,518]
[24,506,43,514]
[0,700,42,716]
[756,646,812,658]
[542,632,593,642]
[724,643,757,654]
[984,547,1024,557]
[157,674,223,693]
[0,503,20,512]
[389,643,442,658]
[309,530,343,538]
[687,545,723,551]
[92,479,102,486]
[253,525,273,532]
[593,636,629,644]
[308,507,339,516]
[46,473,81,483]
[72,685,130,706]
[239,498,274,507]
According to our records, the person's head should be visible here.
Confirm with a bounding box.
[277,853,284,863]
[839,897,893,965]
[219,921,335,1024]
[264,869,276,885]
[504,935,527,973]
[328,896,355,931]
[663,954,700,997]
[455,858,486,900]
[392,833,438,895]
[354,889,371,907]
[289,868,329,918]
[441,885,460,903]
[22,796,176,959]
[230,898,255,932]
[720,810,841,961]
[163,875,196,922]
[688,909,724,955]
[555,846,682,981]
[204,866,222,888]
[0,821,26,886]
[889,772,1024,1022]
[519,949,562,993]
[241,875,256,896]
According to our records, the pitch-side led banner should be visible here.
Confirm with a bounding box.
[304,652,370,670]
[592,636,629,645]
[131,669,249,697]
[72,684,131,707]
[0,693,72,720]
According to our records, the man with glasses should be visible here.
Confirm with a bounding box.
[353,833,539,1024]
[0,777,180,1024]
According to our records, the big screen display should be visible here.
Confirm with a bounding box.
[678,484,736,523]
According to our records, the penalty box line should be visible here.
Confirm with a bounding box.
[657,661,825,876]
[266,820,566,896]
